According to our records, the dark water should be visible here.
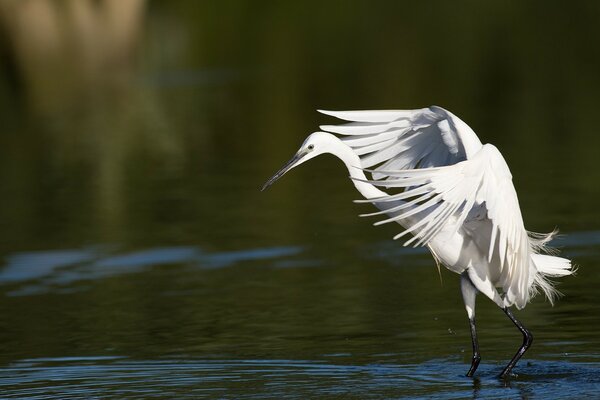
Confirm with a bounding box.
[1,2,600,398]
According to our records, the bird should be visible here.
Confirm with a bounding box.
[261,106,574,379]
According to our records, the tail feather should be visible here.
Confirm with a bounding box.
[532,254,573,277]
[531,254,574,305]
[527,229,574,305]
[528,228,559,255]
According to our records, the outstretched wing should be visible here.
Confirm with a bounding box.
[319,106,483,178]
[357,144,531,308]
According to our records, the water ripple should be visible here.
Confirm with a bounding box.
[1,356,599,399]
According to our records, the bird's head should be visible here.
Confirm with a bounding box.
[261,132,336,191]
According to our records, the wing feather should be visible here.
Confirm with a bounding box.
[320,106,535,307]
[320,120,412,135]
[341,128,410,147]
[357,144,532,308]
[319,106,483,174]
[317,109,416,123]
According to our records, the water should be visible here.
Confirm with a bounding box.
[3,358,600,399]
[1,2,600,398]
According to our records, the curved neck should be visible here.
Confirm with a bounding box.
[328,139,387,200]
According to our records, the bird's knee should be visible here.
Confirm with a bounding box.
[523,330,533,348]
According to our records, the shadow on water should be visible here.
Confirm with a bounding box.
[1,356,599,399]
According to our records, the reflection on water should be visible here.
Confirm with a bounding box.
[1,1,600,398]
[1,245,303,296]
[554,231,600,258]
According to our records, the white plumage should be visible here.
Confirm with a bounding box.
[262,105,574,379]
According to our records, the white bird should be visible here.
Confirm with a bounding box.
[261,106,574,378]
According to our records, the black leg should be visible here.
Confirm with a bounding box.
[466,317,481,377]
[500,307,533,379]
[460,272,481,377]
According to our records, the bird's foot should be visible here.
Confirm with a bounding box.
[499,368,517,380]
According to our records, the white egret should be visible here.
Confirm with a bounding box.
[261,106,573,378]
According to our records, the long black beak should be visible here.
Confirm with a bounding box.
[261,150,307,191]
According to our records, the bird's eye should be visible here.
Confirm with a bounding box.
[308,144,314,150]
